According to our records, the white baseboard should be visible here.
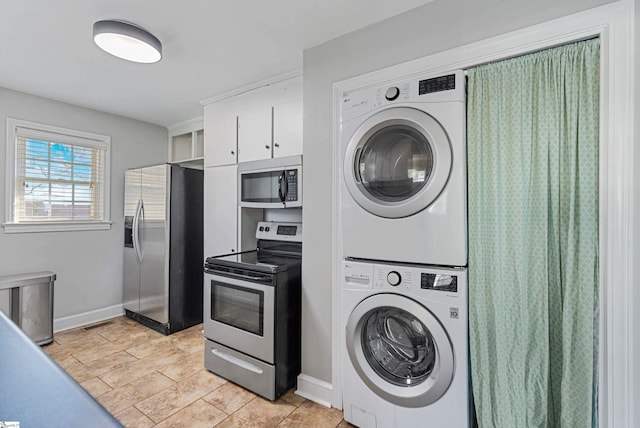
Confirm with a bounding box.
[53,304,124,332]
[295,373,334,408]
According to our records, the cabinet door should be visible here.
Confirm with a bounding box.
[237,103,272,162]
[204,165,238,256]
[204,103,238,167]
[273,97,303,158]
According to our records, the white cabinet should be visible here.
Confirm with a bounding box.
[168,118,204,166]
[204,164,238,256]
[203,75,302,166]
[272,97,302,158]
[237,103,272,162]
[204,103,238,167]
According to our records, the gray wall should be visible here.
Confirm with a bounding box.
[301,0,618,388]
[0,87,167,323]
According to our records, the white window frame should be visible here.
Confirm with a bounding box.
[3,118,112,233]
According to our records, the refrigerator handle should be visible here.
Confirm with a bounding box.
[133,199,143,264]
[138,201,145,263]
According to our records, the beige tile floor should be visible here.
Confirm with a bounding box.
[45,316,350,427]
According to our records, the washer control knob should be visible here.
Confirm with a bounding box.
[387,271,401,286]
[385,87,400,101]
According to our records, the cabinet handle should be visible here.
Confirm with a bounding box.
[265,145,270,149]
[274,143,280,148]
[231,249,235,253]
[230,150,235,155]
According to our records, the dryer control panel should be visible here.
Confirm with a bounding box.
[340,70,465,123]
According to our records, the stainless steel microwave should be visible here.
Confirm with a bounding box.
[238,155,302,208]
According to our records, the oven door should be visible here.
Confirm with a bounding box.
[204,272,275,364]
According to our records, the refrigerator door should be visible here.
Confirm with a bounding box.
[139,164,170,324]
[123,168,141,314]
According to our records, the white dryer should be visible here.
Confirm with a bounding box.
[340,70,466,266]
[342,260,469,428]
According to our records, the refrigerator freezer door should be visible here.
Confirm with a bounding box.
[123,169,141,314]
[139,164,170,324]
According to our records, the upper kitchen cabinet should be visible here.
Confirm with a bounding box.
[204,102,238,167]
[168,118,204,168]
[237,102,272,162]
[203,75,302,166]
[272,96,302,159]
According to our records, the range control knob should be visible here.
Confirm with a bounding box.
[385,87,400,101]
[387,271,402,286]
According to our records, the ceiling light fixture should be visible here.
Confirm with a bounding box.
[93,20,162,64]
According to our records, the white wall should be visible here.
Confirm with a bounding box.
[301,0,619,400]
[0,87,167,328]
[633,0,640,423]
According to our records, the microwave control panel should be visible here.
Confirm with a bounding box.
[285,169,298,202]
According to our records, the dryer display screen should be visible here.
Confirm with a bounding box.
[419,74,456,95]
[421,273,457,292]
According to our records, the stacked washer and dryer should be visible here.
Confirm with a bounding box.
[340,70,470,427]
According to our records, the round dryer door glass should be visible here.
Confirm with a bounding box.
[362,307,436,386]
[357,125,433,202]
[344,107,452,219]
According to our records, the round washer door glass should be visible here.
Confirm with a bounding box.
[363,307,436,386]
[346,294,454,407]
[344,107,452,219]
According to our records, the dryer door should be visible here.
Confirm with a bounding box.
[343,107,452,218]
[345,293,454,407]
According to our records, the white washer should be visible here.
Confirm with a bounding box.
[342,260,469,428]
[340,70,466,266]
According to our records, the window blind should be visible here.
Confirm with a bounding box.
[13,131,106,223]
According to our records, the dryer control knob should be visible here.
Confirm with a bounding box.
[387,271,402,286]
[385,87,400,101]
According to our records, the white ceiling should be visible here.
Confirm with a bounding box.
[0,0,433,127]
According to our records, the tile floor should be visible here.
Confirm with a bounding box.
[44,316,350,427]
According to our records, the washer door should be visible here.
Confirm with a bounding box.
[346,293,454,407]
[343,107,452,218]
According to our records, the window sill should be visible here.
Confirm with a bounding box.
[2,221,112,234]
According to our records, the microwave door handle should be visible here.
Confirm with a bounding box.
[278,171,287,204]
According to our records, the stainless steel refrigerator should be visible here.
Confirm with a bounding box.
[123,164,203,335]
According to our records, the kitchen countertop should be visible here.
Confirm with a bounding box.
[0,310,122,427]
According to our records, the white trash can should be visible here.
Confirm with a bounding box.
[0,271,56,345]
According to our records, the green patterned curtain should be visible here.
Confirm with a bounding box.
[467,38,600,428]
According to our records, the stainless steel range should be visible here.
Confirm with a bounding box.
[203,221,301,400]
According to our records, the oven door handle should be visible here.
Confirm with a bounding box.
[207,271,273,283]
[211,348,264,374]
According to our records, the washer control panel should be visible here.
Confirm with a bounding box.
[373,264,458,293]
[344,260,463,295]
